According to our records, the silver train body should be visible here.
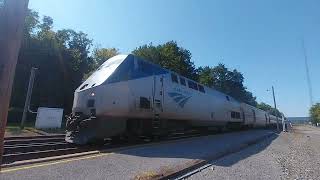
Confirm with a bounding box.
[66,54,278,144]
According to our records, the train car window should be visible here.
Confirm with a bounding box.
[140,97,150,109]
[231,111,236,118]
[198,84,205,93]
[231,111,241,119]
[188,80,198,90]
[171,74,179,83]
[180,77,186,86]
[226,96,230,101]
[235,112,241,119]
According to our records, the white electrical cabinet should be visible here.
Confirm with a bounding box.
[35,107,64,129]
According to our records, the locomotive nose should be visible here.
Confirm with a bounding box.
[72,87,97,117]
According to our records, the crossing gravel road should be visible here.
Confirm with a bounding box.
[188,125,320,180]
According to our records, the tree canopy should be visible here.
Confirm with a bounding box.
[10,9,115,118]
[256,102,282,117]
[132,41,198,80]
[198,64,257,106]
[310,103,320,124]
[92,47,119,69]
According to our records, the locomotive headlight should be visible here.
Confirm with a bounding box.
[91,92,95,96]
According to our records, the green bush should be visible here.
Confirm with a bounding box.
[7,107,36,124]
[310,103,320,124]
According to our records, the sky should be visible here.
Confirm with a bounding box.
[29,0,320,117]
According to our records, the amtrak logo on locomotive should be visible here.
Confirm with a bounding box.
[168,87,192,108]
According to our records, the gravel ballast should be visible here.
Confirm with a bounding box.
[187,125,320,180]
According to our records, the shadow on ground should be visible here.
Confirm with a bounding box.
[114,130,279,167]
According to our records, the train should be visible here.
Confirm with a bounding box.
[65,54,279,144]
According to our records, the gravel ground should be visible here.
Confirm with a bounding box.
[0,130,273,180]
[188,125,320,180]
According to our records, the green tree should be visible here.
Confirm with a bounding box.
[310,103,320,124]
[92,47,119,68]
[198,66,214,87]
[198,64,257,106]
[256,102,273,111]
[23,9,39,37]
[257,102,282,117]
[133,41,198,80]
[10,9,95,118]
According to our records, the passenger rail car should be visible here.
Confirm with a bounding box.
[66,54,279,144]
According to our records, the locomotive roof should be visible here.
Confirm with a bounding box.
[76,54,129,91]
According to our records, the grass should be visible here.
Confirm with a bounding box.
[5,122,37,136]
[134,170,160,180]
[39,128,65,134]
[5,121,65,136]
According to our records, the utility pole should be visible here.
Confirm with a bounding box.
[272,86,280,132]
[302,39,313,107]
[21,67,37,130]
[0,0,29,169]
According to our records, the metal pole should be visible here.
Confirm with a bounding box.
[282,115,286,132]
[0,0,29,169]
[21,67,37,129]
[272,86,279,131]
[302,39,313,107]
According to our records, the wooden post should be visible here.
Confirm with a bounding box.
[0,0,29,169]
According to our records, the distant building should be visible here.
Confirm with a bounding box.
[287,117,310,124]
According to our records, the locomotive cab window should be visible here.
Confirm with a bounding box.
[231,111,236,118]
[188,80,198,90]
[231,111,241,119]
[140,97,150,109]
[198,84,205,93]
[180,77,186,86]
[235,112,241,119]
[105,56,168,84]
[171,74,178,83]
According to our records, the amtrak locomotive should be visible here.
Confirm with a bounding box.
[65,54,278,144]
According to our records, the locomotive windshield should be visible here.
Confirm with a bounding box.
[105,55,168,84]
[76,55,128,91]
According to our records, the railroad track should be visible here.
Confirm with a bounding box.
[1,130,218,166]
[2,135,93,164]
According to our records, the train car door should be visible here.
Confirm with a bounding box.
[152,75,164,130]
[240,107,245,125]
[252,109,256,125]
[265,114,268,126]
